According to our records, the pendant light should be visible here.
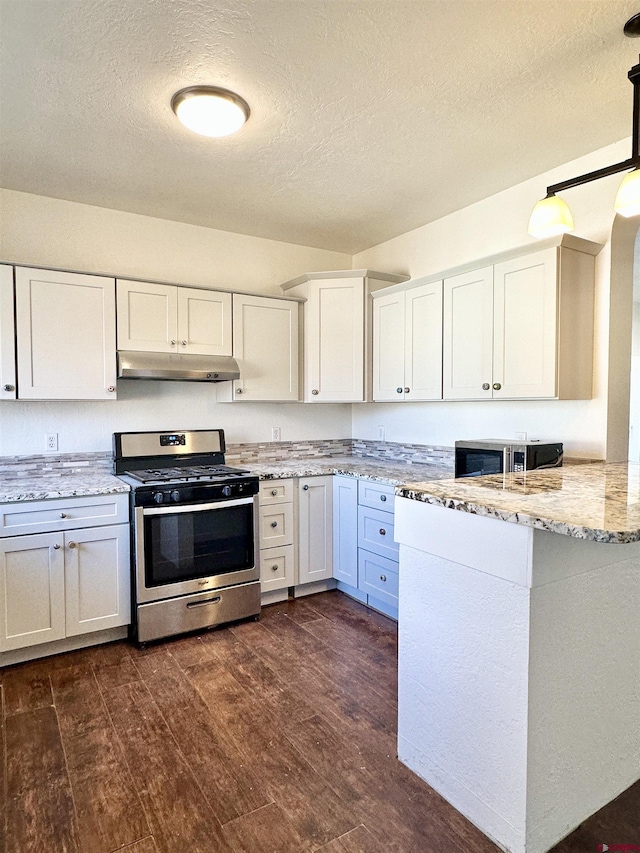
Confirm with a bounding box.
[171,86,250,137]
[528,14,640,238]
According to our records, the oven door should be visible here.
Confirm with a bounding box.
[134,496,259,604]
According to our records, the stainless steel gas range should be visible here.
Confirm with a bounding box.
[113,429,260,643]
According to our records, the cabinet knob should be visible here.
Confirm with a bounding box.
[3,384,15,392]
[482,382,490,391]
[270,521,278,528]
[303,484,309,491]
[181,340,187,346]
[53,543,61,550]
[236,388,243,395]
[493,382,502,390]
[311,389,319,395]
[60,512,68,518]
[396,387,403,394]
[107,385,115,392]
[379,528,386,536]
[68,541,76,549]
[271,564,279,572]
[404,387,410,393]
[380,574,387,582]
[380,494,387,502]
[170,340,176,346]
[271,489,278,496]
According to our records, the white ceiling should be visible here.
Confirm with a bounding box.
[1,0,639,254]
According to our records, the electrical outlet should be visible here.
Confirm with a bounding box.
[271,427,281,442]
[45,433,58,452]
[377,425,385,441]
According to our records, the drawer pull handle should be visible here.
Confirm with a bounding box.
[271,521,278,528]
[380,494,387,502]
[380,574,387,582]
[187,596,221,609]
[68,541,76,549]
[303,484,309,491]
[379,528,386,536]
[53,543,61,550]
[271,564,279,571]
[271,489,278,496]
[60,512,68,519]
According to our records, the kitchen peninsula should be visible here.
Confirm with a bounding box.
[394,463,640,853]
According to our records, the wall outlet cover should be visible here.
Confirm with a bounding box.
[45,433,58,451]
[271,427,282,442]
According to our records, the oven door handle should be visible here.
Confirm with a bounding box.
[141,497,254,516]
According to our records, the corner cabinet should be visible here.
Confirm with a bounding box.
[15,268,117,400]
[0,264,16,400]
[372,280,443,401]
[217,294,300,402]
[116,279,232,356]
[443,238,599,400]
[280,270,409,402]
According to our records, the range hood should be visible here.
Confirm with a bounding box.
[117,351,240,382]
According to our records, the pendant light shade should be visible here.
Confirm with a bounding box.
[171,86,250,137]
[527,194,575,239]
[614,168,640,217]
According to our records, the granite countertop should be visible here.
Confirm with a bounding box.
[238,455,454,485]
[396,462,640,543]
[0,472,130,503]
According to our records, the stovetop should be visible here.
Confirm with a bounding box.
[123,464,251,486]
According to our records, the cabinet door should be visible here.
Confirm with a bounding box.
[232,294,299,400]
[493,249,557,399]
[16,268,117,400]
[332,475,358,586]
[64,524,130,636]
[0,533,65,651]
[373,291,406,401]
[116,279,178,352]
[298,476,333,584]
[0,264,16,400]
[443,266,493,400]
[306,278,364,402]
[405,281,443,401]
[177,288,232,356]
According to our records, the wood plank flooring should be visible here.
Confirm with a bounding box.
[0,590,638,852]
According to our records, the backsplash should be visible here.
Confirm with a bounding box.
[0,452,113,479]
[351,439,455,466]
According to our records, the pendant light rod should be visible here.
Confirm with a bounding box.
[542,57,640,198]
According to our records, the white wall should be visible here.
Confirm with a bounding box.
[352,140,636,460]
[0,189,352,455]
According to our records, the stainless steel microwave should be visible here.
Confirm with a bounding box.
[454,439,563,478]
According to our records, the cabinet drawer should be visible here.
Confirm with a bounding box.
[358,548,399,606]
[260,544,295,592]
[357,505,398,560]
[259,479,294,505]
[358,480,395,511]
[0,494,129,538]
[259,502,294,548]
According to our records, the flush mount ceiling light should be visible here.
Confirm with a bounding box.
[528,13,640,238]
[171,86,250,137]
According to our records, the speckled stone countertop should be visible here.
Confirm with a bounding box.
[236,455,454,485]
[0,472,130,504]
[396,462,640,543]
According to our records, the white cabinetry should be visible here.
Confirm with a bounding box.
[443,241,596,400]
[258,480,296,598]
[117,279,232,356]
[15,268,117,400]
[332,475,358,588]
[373,280,443,401]
[281,270,409,402]
[0,264,16,400]
[297,476,333,586]
[219,294,299,402]
[0,494,130,656]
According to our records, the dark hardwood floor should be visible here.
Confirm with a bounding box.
[0,590,637,852]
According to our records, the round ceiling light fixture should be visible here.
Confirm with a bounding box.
[171,86,250,137]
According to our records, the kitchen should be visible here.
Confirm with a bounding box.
[1,2,640,852]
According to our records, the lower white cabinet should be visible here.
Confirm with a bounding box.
[298,476,333,585]
[332,475,358,587]
[0,494,130,654]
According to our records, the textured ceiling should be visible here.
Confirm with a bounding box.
[1,0,639,254]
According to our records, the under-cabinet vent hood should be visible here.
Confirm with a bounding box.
[117,351,240,382]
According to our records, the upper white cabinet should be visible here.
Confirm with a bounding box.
[443,239,598,400]
[281,270,409,402]
[0,264,16,400]
[220,293,299,402]
[117,279,232,356]
[15,268,117,400]
[373,280,443,401]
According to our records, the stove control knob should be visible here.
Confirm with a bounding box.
[222,485,232,497]
[153,492,164,505]
[170,490,180,502]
